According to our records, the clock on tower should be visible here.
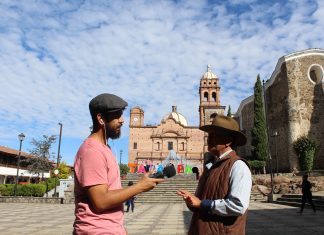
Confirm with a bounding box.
[130,107,144,127]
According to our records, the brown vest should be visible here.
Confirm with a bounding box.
[189,151,248,235]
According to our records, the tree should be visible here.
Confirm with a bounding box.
[23,135,57,181]
[293,136,319,171]
[119,164,129,176]
[227,105,232,117]
[251,75,268,163]
[55,161,71,179]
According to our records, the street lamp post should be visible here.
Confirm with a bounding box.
[14,133,26,196]
[54,123,63,197]
[119,150,123,165]
[273,131,279,176]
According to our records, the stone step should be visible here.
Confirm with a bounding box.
[66,175,267,204]
[125,181,197,185]
[124,191,196,195]
[250,192,267,202]
[125,173,197,180]
[64,192,265,204]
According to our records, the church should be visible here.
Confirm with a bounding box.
[128,48,324,174]
[236,48,324,172]
[127,66,226,173]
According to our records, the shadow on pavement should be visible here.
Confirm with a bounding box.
[181,204,323,235]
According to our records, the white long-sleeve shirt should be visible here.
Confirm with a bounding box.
[200,150,252,216]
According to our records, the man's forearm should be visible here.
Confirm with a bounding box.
[88,184,143,212]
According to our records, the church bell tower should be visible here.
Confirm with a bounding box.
[199,65,226,151]
[130,107,144,127]
[199,65,226,126]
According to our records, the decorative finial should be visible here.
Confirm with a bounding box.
[172,105,177,112]
[207,64,211,72]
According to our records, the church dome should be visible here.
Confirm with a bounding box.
[161,106,188,126]
[201,64,218,79]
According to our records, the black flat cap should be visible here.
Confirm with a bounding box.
[89,93,128,115]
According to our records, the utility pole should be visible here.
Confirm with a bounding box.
[54,123,63,197]
[119,150,123,165]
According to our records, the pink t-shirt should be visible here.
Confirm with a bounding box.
[73,138,125,235]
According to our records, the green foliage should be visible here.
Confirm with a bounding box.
[0,184,13,196]
[227,105,232,117]
[43,178,58,191]
[53,161,71,179]
[22,135,57,179]
[119,163,129,176]
[293,136,318,153]
[24,157,54,176]
[293,136,319,171]
[20,184,46,197]
[29,135,57,159]
[248,160,266,174]
[251,75,268,162]
[0,184,46,197]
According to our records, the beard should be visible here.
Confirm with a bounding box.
[105,124,121,139]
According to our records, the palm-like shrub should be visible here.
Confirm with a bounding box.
[293,136,319,171]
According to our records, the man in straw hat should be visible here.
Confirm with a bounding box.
[177,114,252,235]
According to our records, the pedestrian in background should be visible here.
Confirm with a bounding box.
[298,174,316,214]
[125,181,136,212]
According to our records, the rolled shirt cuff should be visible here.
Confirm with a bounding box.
[200,199,213,212]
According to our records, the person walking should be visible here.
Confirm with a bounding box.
[177,114,252,235]
[298,174,316,214]
[73,93,163,235]
[125,181,136,212]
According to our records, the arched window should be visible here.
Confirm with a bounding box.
[212,92,216,102]
[203,92,208,101]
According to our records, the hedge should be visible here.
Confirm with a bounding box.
[248,160,266,174]
[0,178,57,197]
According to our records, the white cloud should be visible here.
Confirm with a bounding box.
[1,0,324,163]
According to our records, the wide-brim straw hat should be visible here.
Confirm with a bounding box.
[199,115,247,146]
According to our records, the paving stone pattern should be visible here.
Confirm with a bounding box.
[0,202,323,235]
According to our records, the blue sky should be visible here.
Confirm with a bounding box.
[1,0,324,166]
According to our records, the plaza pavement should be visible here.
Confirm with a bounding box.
[0,202,323,235]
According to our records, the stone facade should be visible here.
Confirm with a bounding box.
[128,66,225,173]
[128,107,205,173]
[236,48,324,172]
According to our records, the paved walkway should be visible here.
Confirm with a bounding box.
[0,202,323,235]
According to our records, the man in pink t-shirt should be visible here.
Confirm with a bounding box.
[73,93,164,235]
